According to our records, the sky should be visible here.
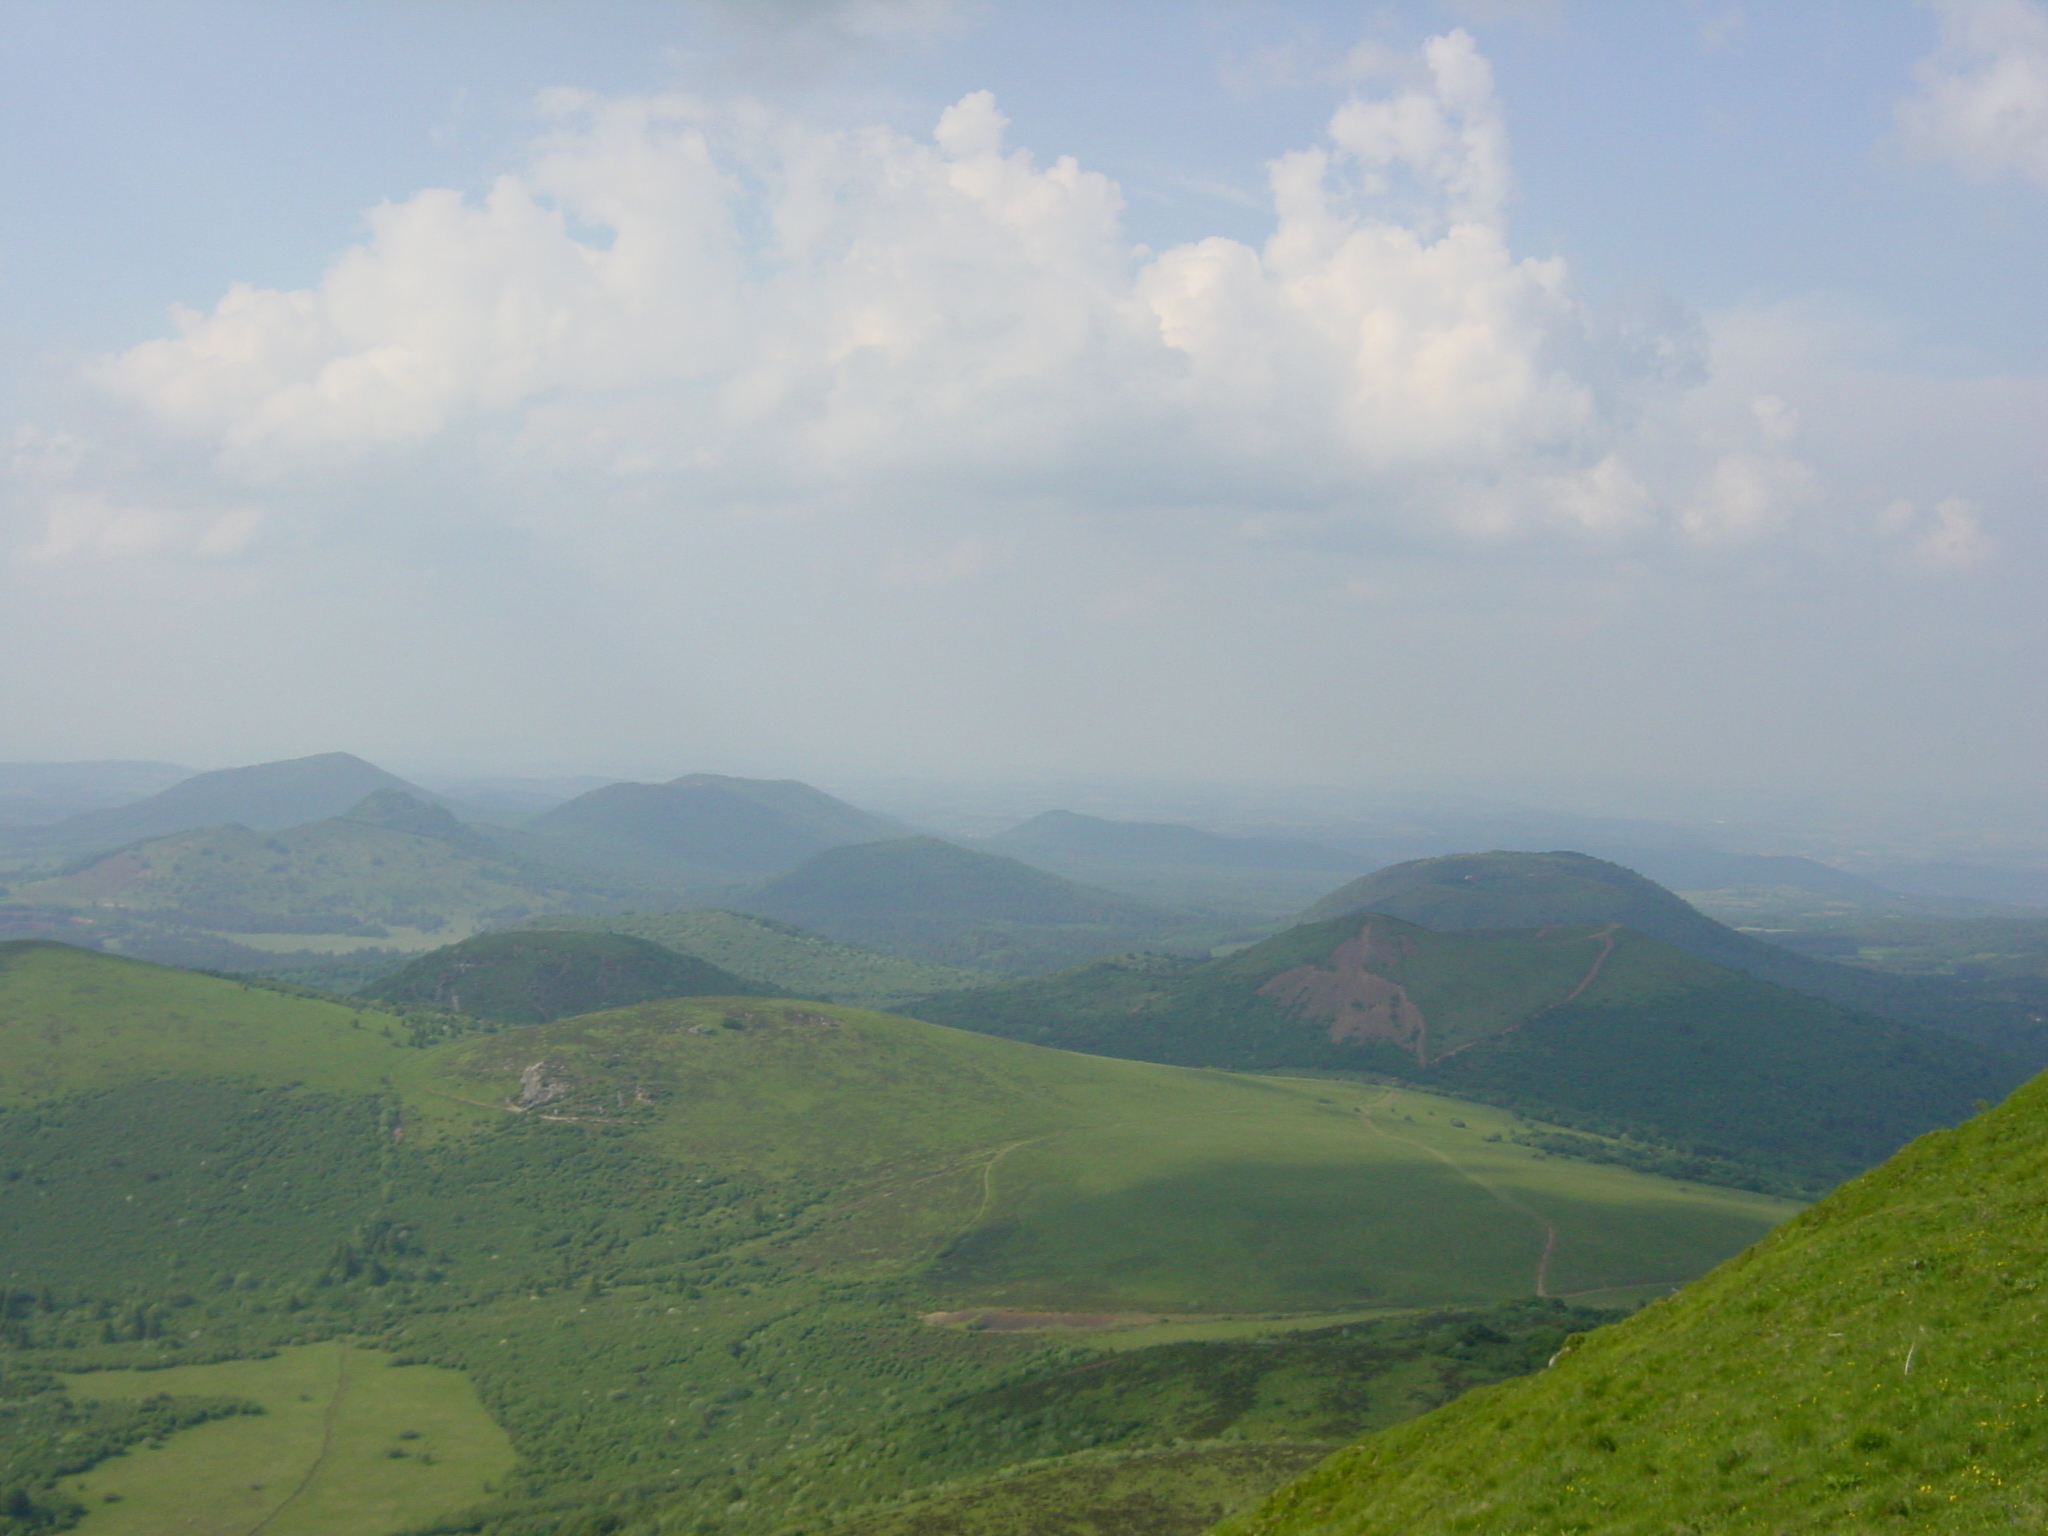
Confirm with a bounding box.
[1,0,2043,818]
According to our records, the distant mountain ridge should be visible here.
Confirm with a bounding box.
[0,760,193,828]
[513,774,908,883]
[13,752,439,854]
[734,835,1206,973]
[7,789,592,936]
[983,809,1366,871]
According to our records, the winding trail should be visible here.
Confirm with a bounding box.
[1357,1091,1560,1297]
[244,1342,349,1535]
[1427,924,1623,1066]
[1560,924,1622,1004]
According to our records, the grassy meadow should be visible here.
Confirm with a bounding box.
[61,1343,513,1536]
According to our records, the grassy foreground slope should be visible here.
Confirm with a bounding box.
[537,907,996,1009]
[0,941,1798,1536]
[1219,1070,2048,1536]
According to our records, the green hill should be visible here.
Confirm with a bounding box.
[1220,1061,2048,1535]
[0,941,1796,1536]
[905,912,2024,1193]
[1306,850,2048,1060]
[12,751,437,856]
[358,929,766,1023]
[670,773,913,845]
[513,774,905,885]
[3,789,595,939]
[539,907,997,1009]
[735,835,1208,972]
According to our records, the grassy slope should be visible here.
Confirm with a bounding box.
[905,914,2019,1192]
[0,941,1798,1536]
[359,929,766,1023]
[537,908,996,1010]
[1219,1064,2048,1535]
[0,942,417,1105]
[814,1304,1597,1536]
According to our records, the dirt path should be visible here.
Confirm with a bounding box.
[1560,924,1621,1004]
[971,1137,1047,1226]
[939,1107,1263,1263]
[1357,1091,1560,1297]
[244,1342,348,1535]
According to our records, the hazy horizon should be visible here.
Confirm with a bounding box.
[3,2,2043,813]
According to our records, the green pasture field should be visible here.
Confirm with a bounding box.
[62,1342,513,1536]
[927,1079,1795,1312]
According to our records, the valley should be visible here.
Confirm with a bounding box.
[1,940,1792,1535]
[2,752,2042,1535]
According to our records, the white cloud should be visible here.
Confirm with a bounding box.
[16,493,266,566]
[24,28,1871,575]
[1918,496,1994,567]
[1678,451,1818,546]
[1881,494,1995,570]
[1898,0,2048,189]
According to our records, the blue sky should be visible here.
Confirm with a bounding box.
[1,1,2043,821]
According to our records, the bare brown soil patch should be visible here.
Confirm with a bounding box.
[1258,919,1429,1063]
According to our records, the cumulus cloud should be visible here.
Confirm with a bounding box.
[1898,0,2048,189]
[4,426,268,566]
[1880,494,1994,570]
[19,28,1854,572]
[16,494,266,566]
